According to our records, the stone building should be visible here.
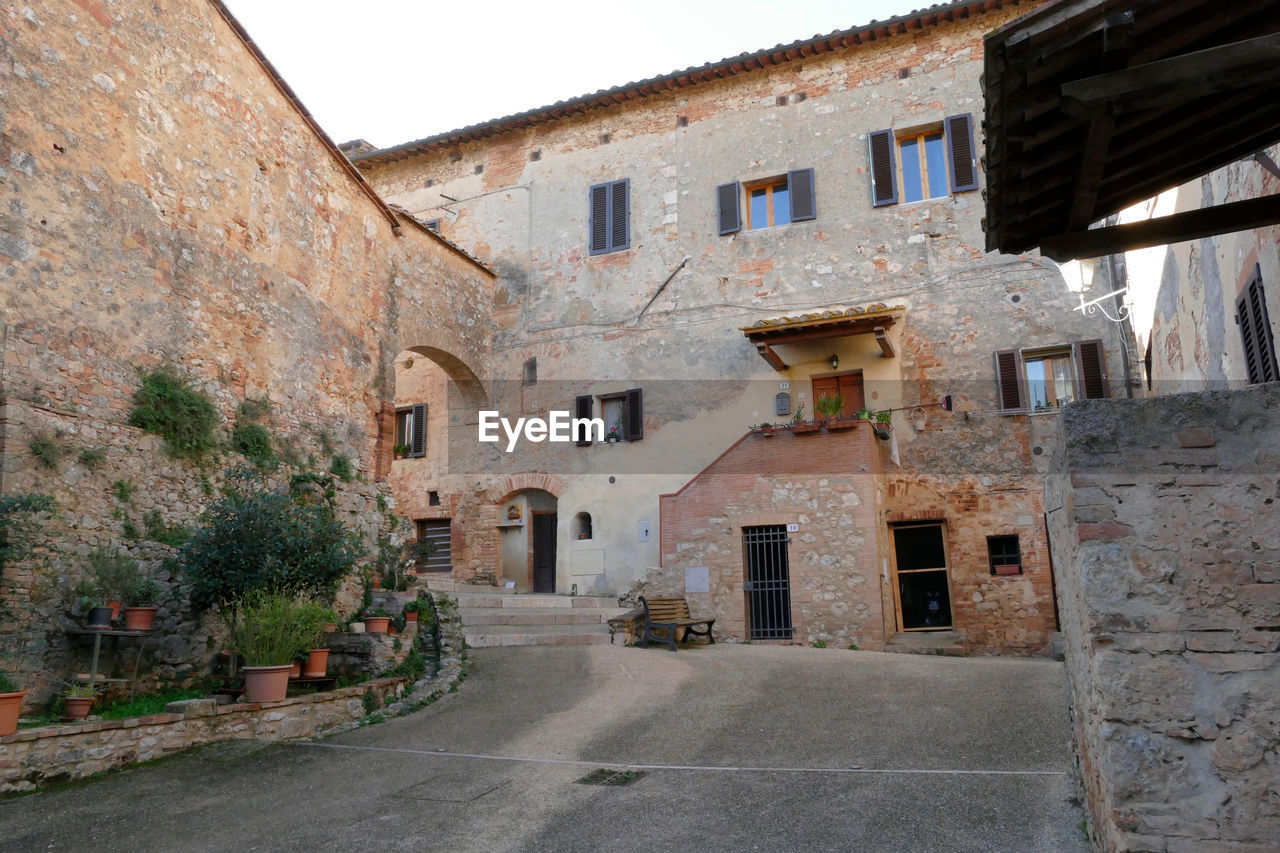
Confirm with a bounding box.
[354,0,1128,654]
[0,0,492,705]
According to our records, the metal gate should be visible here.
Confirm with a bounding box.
[743,525,793,640]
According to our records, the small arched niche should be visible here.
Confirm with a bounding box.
[574,512,593,541]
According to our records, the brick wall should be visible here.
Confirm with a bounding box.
[1047,386,1280,850]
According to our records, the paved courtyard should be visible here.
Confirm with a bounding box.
[0,644,1086,852]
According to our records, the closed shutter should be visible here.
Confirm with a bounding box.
[416,519,452,573]
[717,182,741,235]
[1238,268,1278,383]
[868,129,898,207]
[788,168,816,221]
[995,350,1026,411]
[410,403,427,457]
[610,178,630,251]
[1074,340,1107,399]
[624,388,643,441]
[589,183,609,254]
[574,395,593,446]
[945,113,979,193]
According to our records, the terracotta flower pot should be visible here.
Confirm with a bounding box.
[123,606,158,631]
[405,611,418,623]
[241,664,292,703]
[288,660,302,679]
[106,600,122,621]
[63,696,94,720]
[0,691,24,737]
[363,616,390,634]
[301,648,329,678]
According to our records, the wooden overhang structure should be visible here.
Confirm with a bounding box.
[741,305,904,371]
[983,0,1280,261]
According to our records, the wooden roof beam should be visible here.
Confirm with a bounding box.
[757,343,788,371]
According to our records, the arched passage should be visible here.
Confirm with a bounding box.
[498,488,559,593]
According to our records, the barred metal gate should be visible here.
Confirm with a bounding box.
[743,525,793,640]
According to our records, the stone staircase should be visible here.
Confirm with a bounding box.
[884,629,968,656]
[423,578,628,648]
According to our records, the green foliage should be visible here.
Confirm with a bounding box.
[275,436,305,470]
[790,403,807,424]
[383,648,426,682]
[361,688,379,714]
[79,447,107,469]
[227,590,336,667]
[314,427,336,456]
[125,577,162,606]
[28,431,64,469]
[848,643,859,651]
[375,493,389,513]
[65,683,98,699]
[815,394,845,418]
[127,367,221,461]
[112,480,137,504]
[392,443,411,458]
[230,423,276,469]
[182,469,360,611]
[0,672,19,693]
[87,547,140,602]
[121,518,142,540]
[199,477,214,497]
[857,407,875,420]
[0,493,57,569]
[875,410,893,425]
[96,685,206,720]
[237,397,272,423]
[329,454,354,482]
[811,639,827,648]
[143,509,191,547]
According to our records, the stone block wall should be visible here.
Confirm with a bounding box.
[1047,386,1280,851]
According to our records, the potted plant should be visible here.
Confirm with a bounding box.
[392,443,412,459]
[122,577,162,631]
[403,599,424,623]
[757,422,781,437]
[857,407,875,422]
[75,579,113,629]
[789,404,821,435]
[816,394,858,430]
[63,683,97,721]
[362,608,392,634]
[875,410,893,426]
[606,423,622,443]
[299,600,338,678]
[0,672,24,737]
[87,547,141,622]
[229,590,328,703]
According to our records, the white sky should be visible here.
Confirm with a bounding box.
[221,0,920,150]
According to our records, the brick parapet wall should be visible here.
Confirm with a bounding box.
[1047,386,1280,851]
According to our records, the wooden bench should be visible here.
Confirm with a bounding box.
[639,596,715,652]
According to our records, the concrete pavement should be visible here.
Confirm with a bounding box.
[0,644,1087,852]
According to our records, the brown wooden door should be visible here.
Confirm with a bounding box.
[811,373,864,416]
[532,512,557,594]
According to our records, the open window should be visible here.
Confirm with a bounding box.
[995,340,1106,412]
[394,403,427,458]
[717,169,816,234]
[869,114,978,207]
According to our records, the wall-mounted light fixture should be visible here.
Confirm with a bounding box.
[829,353,839,371]
[910,406,927,432]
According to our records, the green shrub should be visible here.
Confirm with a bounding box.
[227,590,335,667]
[87,547,140,603]
[0,672,19,693]
[28,432,64,469]
[121,518,142,540]
[127,367,221,461]
[182,470,361,610]
[231,423,276,469]
[329,454,354,482]
[0,493,57,569]
[237,397,272,423]
[143,509,191,547]
[112,480,137,503]
[811,639,827,649]
[79,447,107,469]
[125,576,162,606]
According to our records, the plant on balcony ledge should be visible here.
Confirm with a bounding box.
[789,404,821,435]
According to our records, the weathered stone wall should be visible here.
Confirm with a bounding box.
[358,1,1127,653]
[0,677,408,795]
[0,0,493,706]
[1047,387,1280,851]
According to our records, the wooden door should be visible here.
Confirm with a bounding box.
[811,372,865,416]
[532,512,557,594]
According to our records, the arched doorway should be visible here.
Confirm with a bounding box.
[499,489,558,593]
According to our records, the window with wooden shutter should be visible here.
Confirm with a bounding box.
[944,113,978,193]
[1074,340,1107,400]
[868,129,898,207]
[574,395,594,446]
[788,168,816,222]
[995,350,1026,411]
[410,403,427,457]
[718,182,741,235]
[588,179,629,255]
[1237,267,1278,384]
[624,388,643,441]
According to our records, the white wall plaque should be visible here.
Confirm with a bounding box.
[685,566,710,594]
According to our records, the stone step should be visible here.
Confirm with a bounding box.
[884,630,967,657]
[464,624,614,648]
[453,592,619,610]
[422,578,506,594]
[459,607,626,627]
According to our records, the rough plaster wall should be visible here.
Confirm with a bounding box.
[1048,388,1280,851]
[0,0,491,705]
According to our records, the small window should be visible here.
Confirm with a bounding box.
[574,512,593,540]
[428,490,441,507]
[523,357,537,386]
[394,403,427,458]
[1237,265,1278,384]
[995,341,1106,413]
[988,535,1022,575]
[415,519,452,573]
[718,169,815,235]
[592,388,643,443]
[868,114,977,208]
[897,130,948,203]
[588,179,629,255]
